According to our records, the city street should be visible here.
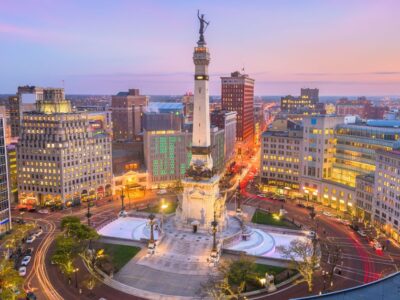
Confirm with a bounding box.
[234,161,400,299]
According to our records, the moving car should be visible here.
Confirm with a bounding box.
[21,256,32,266]
[322,211,334,217]
[34,229,43,237]
[357,230,367,237]
[24,248,34,256]
[18,266,27,276]
[373,242,383,251]
[26,235,36,244]
[157,189,167,195]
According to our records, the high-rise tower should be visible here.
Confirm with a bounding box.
[177,11,226,231]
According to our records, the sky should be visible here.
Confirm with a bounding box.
[1,0,400,96]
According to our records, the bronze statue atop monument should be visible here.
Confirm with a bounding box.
[197,10,210,45]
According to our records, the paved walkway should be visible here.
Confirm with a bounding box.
[114,230,216,298]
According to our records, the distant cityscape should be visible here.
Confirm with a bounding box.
[1,2,400,300]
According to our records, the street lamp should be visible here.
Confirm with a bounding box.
[148,213,156,254]
[160,201,168,230]
[74,267,79,289]
[236,184,242,215]
[120,188,125,212]
[304,189,310,206]
[210,211,218,260]
[86,199,92,226]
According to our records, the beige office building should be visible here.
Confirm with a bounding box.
[17,88,112,207]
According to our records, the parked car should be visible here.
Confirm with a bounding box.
[38,209,49,214]
[24,248,34,256]
[18,266,27,276]
[297,203,306,208]
[373,242,383,251]
[308,231,317,238]
[34,229,43,237]
[21,256,32,266]
[26,292,37,300]
[26,235,36,244]
[157,189,167,195]
[357,230,367,237]
[322,211,334,217]
[278,197,286,203]
[257,194,266,198]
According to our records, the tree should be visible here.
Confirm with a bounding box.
[52,252,75,284]
[0,258,25,299]
[218,255,260,293]
[60,216,81,231]
[202,277,245,300]
[320,239,342,285]
[83,275,98,296]
[277,239,319,292]
[3,223,35,257]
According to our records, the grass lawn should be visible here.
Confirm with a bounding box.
[143,201,177,214]
[254,263,286,277]
[251,209,298,229]
[97,243,141,271]
[254,264,298,284]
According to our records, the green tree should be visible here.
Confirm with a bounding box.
[218,255,260,292]
[60,216,81,231]
[83,275,98,296]
[3,223,35,256]
[0,258,25,300]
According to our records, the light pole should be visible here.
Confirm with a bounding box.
[160,200,168,230]
[236,185,242,215]
[148,213,156,253]
[210,211,218,260]
[74,267,79,289]
[120,188,125,212]
[86,199,92,227]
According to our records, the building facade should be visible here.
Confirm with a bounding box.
[210,110,237,161]
[8,86,40,138]
[0,117,11,234]
[221,71,255,143]
[17,88,112,207]
[144,126,225,188]
[355,173,374,224]
[336,97,388,119]
[374,149,400,242]
[260,119,303,192]
[111,89,148,142]
[280,88,319,112]
[143,129,192,188]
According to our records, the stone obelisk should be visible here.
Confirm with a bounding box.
[176,11,226,232]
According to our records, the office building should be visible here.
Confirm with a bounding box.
[0,116,11,234]
[260,119,303,193]
[210,110,237,161]
[142,112,183,132]
[221,71,255,143]
[8,86,39,138]
[280,88,319,112]
[331,120,400,187]
[336,97,388,119]
[355,173,374,224]
[111,89,149,142]
[144,125,225,188]
[374,149,400,243]
[17,88,112,207]
[182,92,194,122]
[144,129,192,188]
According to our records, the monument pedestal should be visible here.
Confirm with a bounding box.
[176,174,226,232]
